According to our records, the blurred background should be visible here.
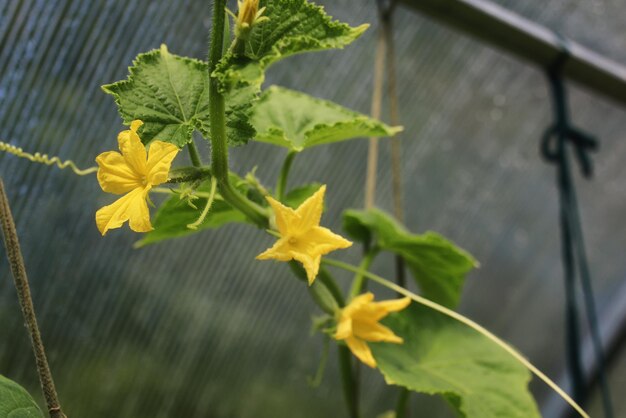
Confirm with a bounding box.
[1,0,625,417]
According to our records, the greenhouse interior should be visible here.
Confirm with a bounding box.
[0,0,625,417]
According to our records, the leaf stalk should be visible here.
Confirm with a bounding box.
[276,150,297,201]
[187,141,203,167]
[349,249,377,299]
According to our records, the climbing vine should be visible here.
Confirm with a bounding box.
[0,1,592,417]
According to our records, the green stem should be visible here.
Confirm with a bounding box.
[287,259,356,416]
[308,281,338,315]
[349,249,377,299]
[317,267,357,418]
[322,258,590,418]
[208,0,267,228]
[395,388,410,418]
[318,267,345,307]
[288,261,343,314]
[151,187,219,201]
[167,165,212,184]
[276,150,297,201]
[338,345,359,418]
[308,336,330,388]
[344,250,377,418]
[187,141,203,167]
[220,181,268,227]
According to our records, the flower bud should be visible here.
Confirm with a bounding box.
[238,0,259,28]
[232,0,268,41]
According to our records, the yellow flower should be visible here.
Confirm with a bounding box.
[256,185,352,285]
[238,0,260,27]
[335,292,411,368]
[95,120,179,235]
[232,0,268,39]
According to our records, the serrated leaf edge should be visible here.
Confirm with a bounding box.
[101,44,209,146]
[213,0,369,90]
[253,86,402,151]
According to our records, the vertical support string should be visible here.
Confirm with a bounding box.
[358,11,391,414]
[375,1,411,416]
[0,179,67,418]
[382,7,404,225]
[364,16,387,210]
[379,0,407,293]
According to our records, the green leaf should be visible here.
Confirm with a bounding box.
[251,86,401,151]
[103,44,258,147]
[212,0,370,147]
[0,375,44,418]
[371,305,541,418]
[102,45,210,147]
[343,209,477,308]
[215,0,368,89]
[222,83,259,146]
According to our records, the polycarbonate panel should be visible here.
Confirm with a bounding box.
[1,1,625,417]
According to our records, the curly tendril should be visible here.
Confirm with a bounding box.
[0,141,97,176]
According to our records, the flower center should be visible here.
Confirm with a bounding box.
[288,236,298,246]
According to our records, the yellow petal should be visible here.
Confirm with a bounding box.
[353,319,404,343]
[146,140,179,185]
[335,317,352,340]
[292,251,321,285]
[118,124,147,175]
[350,292,375,304]
[238,0,259,26]
[350,296,411,322]
[345,337,376,368]
[96,151,143,194]
[256,235,323,284]
[293,185,325,231]
[306,226,352,255]
[96,187,152,235]
[256,238,294,261]
[375,297,412,314]
[266,196,298,236]
[130,120,143,132]
[343,292,375,317]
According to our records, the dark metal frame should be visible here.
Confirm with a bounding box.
[398,0,626,107]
